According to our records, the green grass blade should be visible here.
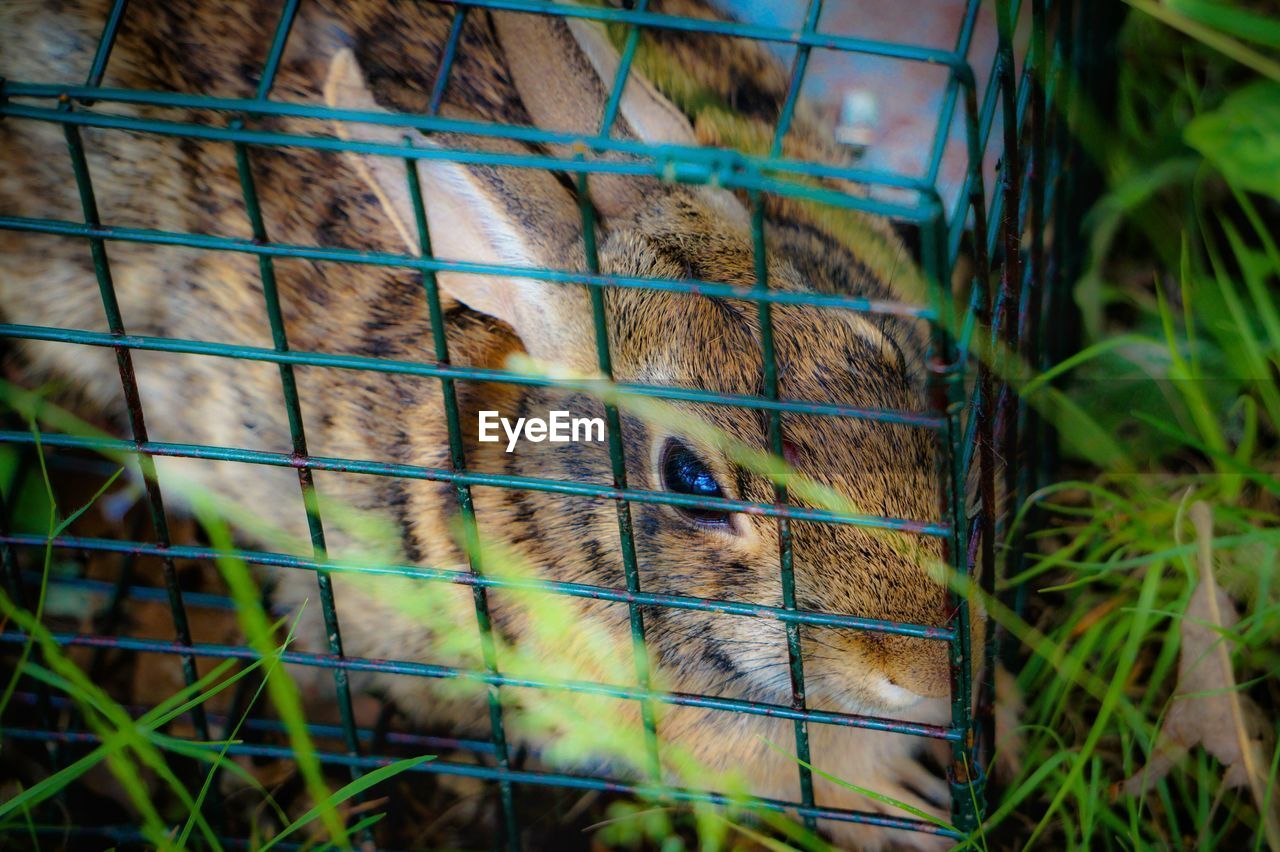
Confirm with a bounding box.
[1124,0,1280,81]
[259,754,433,851]
[0,745,114,821]
[193,501,347,848]
[176,612,305,846]
[0,588,182,849]
[52,466,124,536]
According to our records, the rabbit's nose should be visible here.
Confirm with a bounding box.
[880,634,950,699]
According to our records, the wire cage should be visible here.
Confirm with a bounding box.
[0,0,1116,847]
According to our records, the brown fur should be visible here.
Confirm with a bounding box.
[0,2,981,847]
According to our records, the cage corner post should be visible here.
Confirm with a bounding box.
[920,199,984,836]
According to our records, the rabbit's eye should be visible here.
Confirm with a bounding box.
[660,439,731,528]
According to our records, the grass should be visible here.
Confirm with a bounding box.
[0,398,428,849]
[981,1,1280,847]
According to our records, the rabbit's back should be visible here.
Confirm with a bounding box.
[0,0,516,352]
[0,0,524,537]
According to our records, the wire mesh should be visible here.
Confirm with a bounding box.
[0,0,1109,846]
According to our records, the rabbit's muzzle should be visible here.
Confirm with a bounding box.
[877,633,952,701]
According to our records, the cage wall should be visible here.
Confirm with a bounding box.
[0,0,1107,847]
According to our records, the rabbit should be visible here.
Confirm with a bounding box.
[0,0,987,848]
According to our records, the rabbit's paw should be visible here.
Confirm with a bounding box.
[823,759,954,851]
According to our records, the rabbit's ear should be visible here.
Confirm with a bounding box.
[324,49,595,368]
[495,13,696,147]
[493,13,749,226]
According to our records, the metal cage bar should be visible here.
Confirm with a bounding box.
[405,141,523,845]
[575,177,666,782]
[0,628,957,740]
[753,0,827,824]
[230,125,364,773]
[0,533,956,640]
[59,107,213,749]
[0,321,944,427]
[0,429,947,534]
[749,191,817,825]
[4,724,962,839]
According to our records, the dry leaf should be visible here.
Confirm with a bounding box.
[1121,502,1278,846]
